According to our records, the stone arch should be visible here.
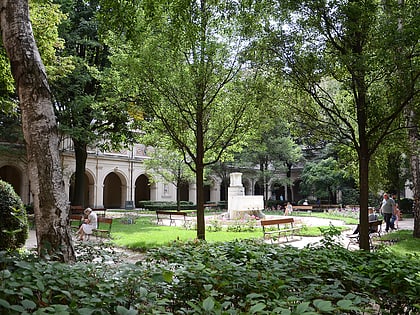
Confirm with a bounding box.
[0,165,23,199]
[179,181,189,201]
[254,181,263,196]
[103,171,127,209]
[135,174,151,207]
[270,179,283,201]
[69,170,95,207]
[203,183,211,202]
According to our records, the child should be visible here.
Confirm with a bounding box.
[393,203,401,229]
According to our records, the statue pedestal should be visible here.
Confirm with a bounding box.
[227,172,264,219]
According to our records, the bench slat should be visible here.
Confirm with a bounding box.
[261,218,302,242]
[93,217,113,239]
[156,210,188,226]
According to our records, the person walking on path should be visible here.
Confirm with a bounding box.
[380,193,396,232]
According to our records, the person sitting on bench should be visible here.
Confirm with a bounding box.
[77,208,97,241]
[351,207,378,235]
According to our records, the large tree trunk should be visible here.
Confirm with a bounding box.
[0,0,76,262]
[72,139,88,207]
[406,108,420,238]
[358,150,370,250]
[196,121,205,240]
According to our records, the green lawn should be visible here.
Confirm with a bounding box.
[110,216,262,250]
[106,212,420,256]
[108,215,348,250]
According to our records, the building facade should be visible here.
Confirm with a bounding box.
[0,139,304,208]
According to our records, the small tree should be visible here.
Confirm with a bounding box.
[0,180,28,251]
[102,0,266,240]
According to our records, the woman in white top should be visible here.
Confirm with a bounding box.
[284,202,293,216]
[77,208,98,241]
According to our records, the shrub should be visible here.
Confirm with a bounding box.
[138,200,196,210]
[0,180,28,251]
[399,198,413,215]
[1,239,420,314]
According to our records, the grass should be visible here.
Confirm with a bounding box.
[378,229,420,256]
[105,211,420,256]
[108,214,351,250]
[110,216,262,250]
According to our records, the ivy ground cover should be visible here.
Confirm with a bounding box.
[1,236,419,314]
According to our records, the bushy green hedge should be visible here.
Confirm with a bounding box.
[1,236,419,314]
[0,180,28,251]
[138,200,196,210]
[399,198,413,215]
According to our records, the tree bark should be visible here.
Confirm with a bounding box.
[72,139,87,206]
[406,108,420,238]
[0,0,75,262]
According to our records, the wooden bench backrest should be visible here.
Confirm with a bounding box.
[156,210,187,215]
[369,220,382,232]
[293,205,313,210]
[69,214,83,220]
[98,217,113,224]
[261,218,294,226]
[70,205,84,215]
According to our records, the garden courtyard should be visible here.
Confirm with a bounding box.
[15,211,420,314]
[25,211,415,254]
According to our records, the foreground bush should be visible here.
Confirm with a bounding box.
[0,180,28,251]
[0,238,419,314]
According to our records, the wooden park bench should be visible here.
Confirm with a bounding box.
[70,205,84,215]
[69,214,83,231]
[92,206,107,217]
[293,205,313,212]
[261,218,302,242]
[156,210,188,226]
[347,220,383,249]
[204,203,218,210]
[93,217,113,239]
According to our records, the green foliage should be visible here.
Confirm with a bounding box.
[399,198,414,215]
[0,0,68,114]
[300,157,346,203]
[138,201,196,211]
[2,226,420,313]
[29,0,69,79]
[0,180,28,251]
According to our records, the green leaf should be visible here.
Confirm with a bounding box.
[0,269,11,279]
[20,287,33,297]
[116,305,138,315]
[295,302,312,314]
[36,279,45,291]
[162,270,173,283]
[78,307,95,315]
[152,270,174,283]
[10,304,25,312]
[313,299,335,312]
[0,298,10,309]
[202,297,215,312]
[21,299,36,310]
[337,299,354,310]
[250,302,266,313]
[246,293,264,300]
